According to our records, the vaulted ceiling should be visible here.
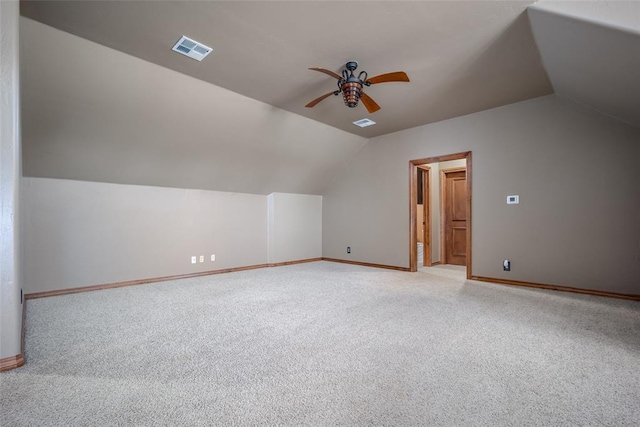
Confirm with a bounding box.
[528,1,640,129]
[21,0,554,138]
[19,1,640,195]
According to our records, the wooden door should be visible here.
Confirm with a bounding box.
[442,169,467,266]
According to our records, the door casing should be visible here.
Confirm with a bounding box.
[417,165,431,267]
[409,152,472,276]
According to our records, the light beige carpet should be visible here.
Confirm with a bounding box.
[1,261,639,426]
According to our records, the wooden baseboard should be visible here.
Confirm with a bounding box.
[24,259,327,300]
[268,258,322,267]
[25,264,271,300]
[0,300,27,373]
[322,257,410,272]
[0,354,25,372]
[430,262,442,266]
[470,275,640,301]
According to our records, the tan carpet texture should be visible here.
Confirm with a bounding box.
[1,262,639,425]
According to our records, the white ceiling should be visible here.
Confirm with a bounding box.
[21,0,553,138]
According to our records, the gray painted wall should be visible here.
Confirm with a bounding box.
[267,193,322,264]
[323,95,640,294]
[22,178,269,293]
[0,0,23,360]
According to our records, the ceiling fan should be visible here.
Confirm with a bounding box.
[305,61,410,114]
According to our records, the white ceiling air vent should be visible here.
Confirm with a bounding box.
[353,118,376,128]
[172,36,212,61]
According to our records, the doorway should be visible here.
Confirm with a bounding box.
[417,165,431,267]
[409,152,472,277]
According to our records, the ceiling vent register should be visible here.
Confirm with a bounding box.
[172,36,212,61]
[353,118,376,128]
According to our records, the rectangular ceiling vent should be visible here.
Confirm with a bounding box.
[172,36,212,62]
[353,118,376,128]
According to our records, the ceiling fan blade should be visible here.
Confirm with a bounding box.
[360,92,381,113]
[366,71,410,85]
[305,91,338,108]
[309,67,342,80]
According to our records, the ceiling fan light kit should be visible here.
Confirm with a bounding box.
[342,82,363,108]
[306,61,410,114]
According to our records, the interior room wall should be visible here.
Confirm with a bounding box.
[0,0,23,361]
[18,18,333,296]
[22,178,269,294]
[323,95,640,294]
[267,193,322,264]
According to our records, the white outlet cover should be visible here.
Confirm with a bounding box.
[507,195,519,204]
[199,255,204,263]
[211,254,216,261]
[191,256,197,264]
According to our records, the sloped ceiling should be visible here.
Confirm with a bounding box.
[528,1,640,128]
[20,0,552,138]
[20,18,367,195]
[19,1,638,196]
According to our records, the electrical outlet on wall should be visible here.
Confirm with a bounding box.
[347,246,351,254]
[199,255,204,263]
[211,254,216,261]
[191,256,197,264]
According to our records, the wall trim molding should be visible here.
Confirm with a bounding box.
[268,258,322,267]
[0,354,25,372]
[24,258,326,300]
[25,264,269,299]
[0,300,27,373]
[322,257,410,272]
[470,275,640,301]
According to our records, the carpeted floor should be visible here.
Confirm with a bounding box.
[1,261,639,426]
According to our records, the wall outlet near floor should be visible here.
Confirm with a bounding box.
[199,255,204,263]
[211,254,215,261]
[347,246,351,254]
[191,256,197,264]
[503,260,511,271]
